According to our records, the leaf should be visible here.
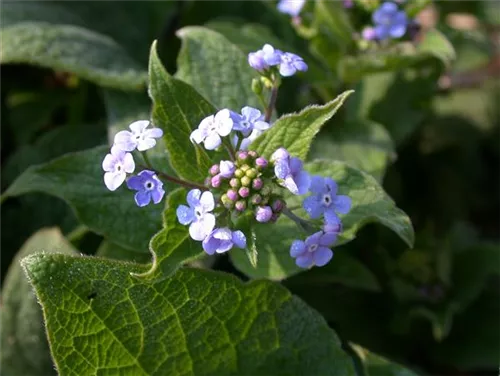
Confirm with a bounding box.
[251,90,354,160]
[0,22,147,90]
[96,241,152,264]
[417,29,456,69]
[231,160,414,280]
[351,345,420,376]
[310,119,396,181]
[1,228,77,376]
[21,253,357,376]
[176,26,260,110]
[2,146,163,252]
[149,40,215,183]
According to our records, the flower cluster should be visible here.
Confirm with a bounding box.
[102,120,165,207]
[248,44,308,77]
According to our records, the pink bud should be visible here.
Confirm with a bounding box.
[209,164,220,176]
[238,187,250,198]
[255,157,268,168]
[211,175,221,188]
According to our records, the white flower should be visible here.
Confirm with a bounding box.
[102,146,135,191]
[113,120,163,152]
[190,109,233,150]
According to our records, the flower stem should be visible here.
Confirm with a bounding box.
[223,138,236,161]
[282,208,317,233]
[264,84,279,123]
[141,151,154,169]
[137,164,207,191]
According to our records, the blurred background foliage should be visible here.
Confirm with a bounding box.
[1,1,499,375]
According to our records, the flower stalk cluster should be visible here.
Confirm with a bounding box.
[102,41,350,269]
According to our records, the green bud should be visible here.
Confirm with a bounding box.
[230,178,241,188]
[251,78,263,95]
[234,169,244,178]
[245,168,258,179]
[261,76,273,89]
[260,185,272,197]
[251,194,262,205]
[240,164,250,172]
[241,176,252,187]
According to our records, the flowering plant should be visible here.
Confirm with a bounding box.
[2,1,498,376]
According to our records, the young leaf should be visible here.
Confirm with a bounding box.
[251,90,354,160]
[231,160,414,280]
[22,253,356,376]
[2,146,162,252]
[1,228,77,376]
[176,26,260,110]
[149,40,215,183]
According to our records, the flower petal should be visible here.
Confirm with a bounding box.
[284,175,299,195]
[145,127,163,139]
[296,253,313,268]
[334,195,352,214]
[189,213,216,241]
[313,247,333,267]
[102,153,116,172]
[279,62,296,77]
[129,120,150,134]
[126,175,144,191]
[303,195,323,219]
[176,205,195,225]
[187,189,201,208]
[232,231,247,249]
[217,118,233,137]
[324,178,338,195]
[309,175,325,194]
[199,191,215,212]
[135,191,151,207]
[319,232,337,247]
[151,186,165,204]
[324,209,340,225]
[104,171,126,191]
[122,152,135,173]
[190,128,204,144]
[289,157,303,174]
[305,231,322,247]
[113,131,136,152]
[204,133,222,150]
[274,159,290,179]
[136,138,157,152]
[290,240,306,257]
[294,170,311,195]
[202,233,218,255]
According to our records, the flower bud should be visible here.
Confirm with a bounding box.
[234,169,244,178]
[248,150,257,159]
[237,151,248,162]
[251,78,263,95]
[241,176,252,187]
[252,178,263,190]
[211,175,221,188]
[221,194,234,208]
[235,200,247,212]
[255,157,268,169]
[271,198,285,213]
[219,160,235,178]
[323,222,342,234]
[251,194,262,205]
[240,164,250,172]
[260,185,272,196]
[270,213,280,223]
[245,168,258,179]
[209,164,220,176]
[227,189,238,201]
[255,206,273,223]
[238,187,250,198]
[230,178,241,188]
[271,147,289,163]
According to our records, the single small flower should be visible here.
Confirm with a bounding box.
[102,146,135,191]
[126,170,165,207]
[176,189,216,241]
[277,0,306,17]
[323,216,343,234]
[113,120,163,152]
[362,26,377,41]
[303,176,351,224]
[273,149,310,195]
[343,0,353,8]
[230,107,270,137]
[290,231,337,268]
[278,52,308,77]
[219,160,236,178]
[256,206,273,223]
[372,2,408,40]
[202,228,247,255]
[248,44,282,71]
[190,109,233,150]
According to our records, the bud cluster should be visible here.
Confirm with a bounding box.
[207,150,285,223]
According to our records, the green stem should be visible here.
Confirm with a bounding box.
[66,225,89,243]
[264,84,279,123]
[223,138,236,160]
[141,151,154,169]
[282,208,317,233]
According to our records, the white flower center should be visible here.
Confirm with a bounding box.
[308,244,318,253]
[241,120,250,129]
[195,209,203,219]
[322,193,332,207]
[144,181,154,190]
[282,55,292,63]
[115,163,123,173]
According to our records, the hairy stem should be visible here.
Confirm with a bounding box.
[264,85,279,123]
[282,208,317,233]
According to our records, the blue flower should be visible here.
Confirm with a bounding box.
[114,120,163,152]
[277,0,306,17]
[255,206,273,223]
[230,106,270,137]
[278,52,308,77]
[176,189,216,241]
[190,109,233,150]
[248,44,282,71]
[303,176,351,224]
[271,148,310,195]
[362,26,377,41]
[372,2,408,40]
[102,146,135,191]
[126,170,165,207]
[290,231,337,268]
[219,160,236,178]
[202,228,247,255]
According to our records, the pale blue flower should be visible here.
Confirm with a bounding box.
[277,0,306,17]
[102,146,135,191]
[290,231,337,268]
[114,120,163,152]
[278,52,308,77]
[126,170,165,207]
[176,189,216,241]
[230,107,270,137]
[202,228,247,255]
[272,148,310,195]
[190,109,233,150]
[372,2,408,40]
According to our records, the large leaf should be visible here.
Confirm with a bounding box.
[2,146,162,252]
[352,346,420,376]
[1,228,77,376]
[231,160,414,279]
[310,119,396,181]
[251,90,354,160]
[21,252,356,376]
[176,26,260,110]
[149,40,215,183]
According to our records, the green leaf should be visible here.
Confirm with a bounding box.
[310,119,396,181]
[176,26,260,110]
[1,228,77,376]
[352,345,420,376]
[251,90,354,160]
[2,146,162,252]
[96,241,152,264]
[149,40,215,183]
[231,160,414,280]
[22,253,356,376]
[417,29,456,69]
[0,22,147,90]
